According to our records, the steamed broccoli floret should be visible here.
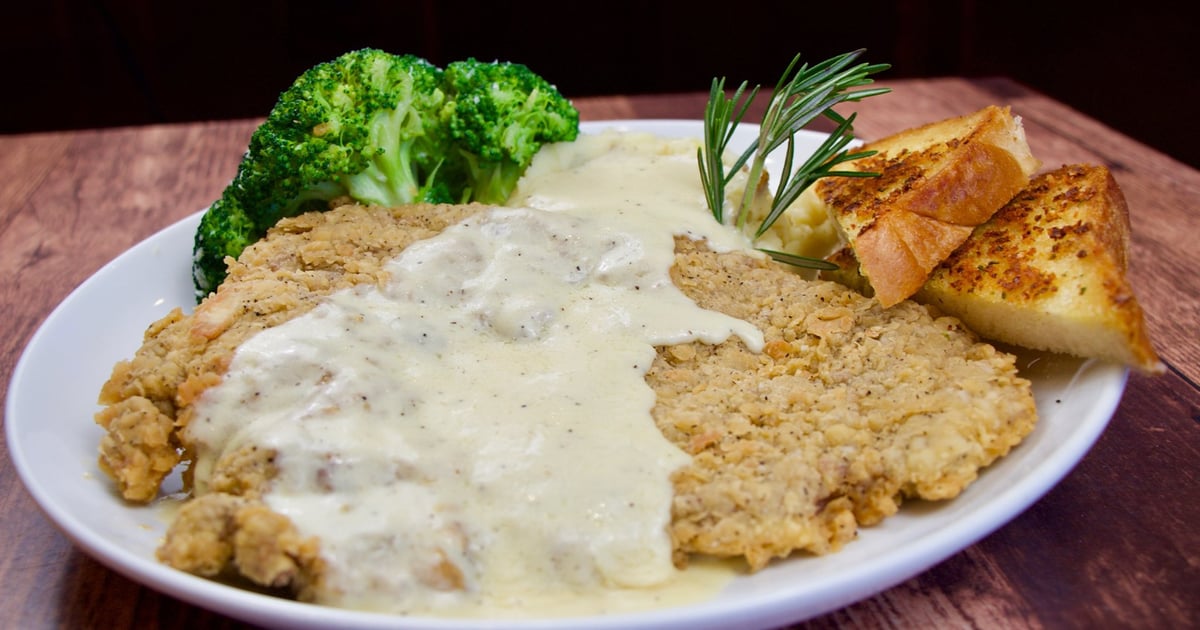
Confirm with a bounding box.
[192,49,452,295]
[243,49,451,226]
[192,190,256,293]
[442,59,580,204]
[192,49,579,298]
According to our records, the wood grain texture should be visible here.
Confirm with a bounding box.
[1,78,1196,629]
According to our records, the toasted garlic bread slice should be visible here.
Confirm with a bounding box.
[815,105,1040,307]
[916,163,1162,373]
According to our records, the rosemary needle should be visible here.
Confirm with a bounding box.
[698,49,890,269]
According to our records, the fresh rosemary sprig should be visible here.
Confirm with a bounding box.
[698,49,891,269]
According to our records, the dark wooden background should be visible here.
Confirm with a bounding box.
[5,1,1196,168]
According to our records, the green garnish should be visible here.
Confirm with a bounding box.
[756,248,840,272]
[698,49,891,269]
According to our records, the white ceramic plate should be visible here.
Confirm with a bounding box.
[5,120,1129,629]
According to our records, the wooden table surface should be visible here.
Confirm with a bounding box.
[2,77,1197,629]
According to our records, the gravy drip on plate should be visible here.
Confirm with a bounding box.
[186,132,763,616]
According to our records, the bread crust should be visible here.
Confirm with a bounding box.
[817,105,1039,307]
[918,164,1163,373]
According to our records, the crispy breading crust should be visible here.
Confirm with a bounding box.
[157,493,324,597]
[652,238,1036,570]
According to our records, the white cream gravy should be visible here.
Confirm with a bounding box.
[186,131,764,617]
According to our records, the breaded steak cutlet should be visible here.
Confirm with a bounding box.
[96,203,1037,596]
[653,238,1035,570]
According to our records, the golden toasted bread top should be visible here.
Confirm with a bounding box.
[934,164,1128,297]
[816,105,1039,307]
[926,164,1162,372]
